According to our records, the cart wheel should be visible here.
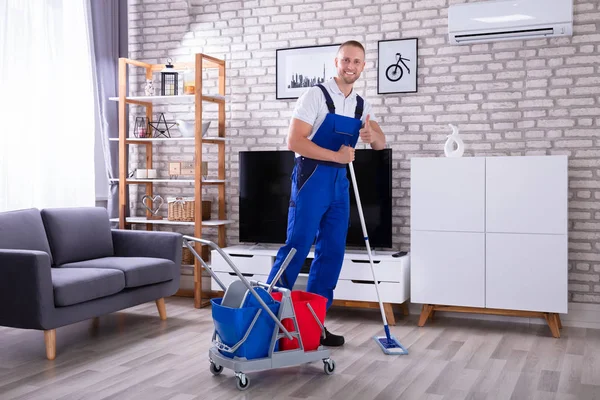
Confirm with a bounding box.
[323,358,335,375]
[209,362,223,376]
[236,374,250,391]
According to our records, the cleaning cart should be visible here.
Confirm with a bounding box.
[183,236,336,391]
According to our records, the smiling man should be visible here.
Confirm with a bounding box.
[266,40,386,347]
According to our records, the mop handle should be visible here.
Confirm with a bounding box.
[348,162,389,327]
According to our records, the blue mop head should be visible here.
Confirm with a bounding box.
[373,325,408,355]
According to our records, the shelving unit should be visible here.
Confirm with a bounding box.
[112,53,229,308]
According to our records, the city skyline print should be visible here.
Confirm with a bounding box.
[276,44,340,100]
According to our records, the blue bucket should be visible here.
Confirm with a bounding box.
[211,287,280,360]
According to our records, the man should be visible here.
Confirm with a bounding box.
[266,40,386,346]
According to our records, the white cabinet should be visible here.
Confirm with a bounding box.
[210,245,410,320]
[486,156,568,235]
[486,233,568,314]
[411,231,485,308]
[410,155,568,337]
[411,157,485,232]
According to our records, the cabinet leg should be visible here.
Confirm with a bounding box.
[545,313,561,338]
[557,314,562,329]
[401,301,410,316]
[418,305,434,327]
[383,303,396,326]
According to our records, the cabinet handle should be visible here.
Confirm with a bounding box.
[351,260,381,264]
[351,280,382,285]
[228,272,254,277]
[229,254,253,258]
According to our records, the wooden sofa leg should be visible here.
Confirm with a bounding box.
[156,298,167,320]
[44,329,56,360]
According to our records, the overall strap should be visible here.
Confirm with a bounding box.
[316,84,335,114]
[355,95,364,120]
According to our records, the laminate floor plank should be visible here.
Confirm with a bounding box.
[1,298,599,400]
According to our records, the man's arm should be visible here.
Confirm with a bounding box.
[369,120,386,150]
[287,118,354,163]
[359,114,386,150]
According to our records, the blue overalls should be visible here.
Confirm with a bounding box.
[266,84,364,310]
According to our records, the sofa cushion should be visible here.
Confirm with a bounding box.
[41,207,114,265]
[60,257,174,288]
[51,267,125,307]
[0,208,54,264]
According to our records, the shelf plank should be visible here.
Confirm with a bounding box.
[108,94,225,102]
[110,217,233,226]
[109,179,225,184]
[108,137,229,143]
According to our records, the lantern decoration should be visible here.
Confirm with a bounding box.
[160,58,178,96]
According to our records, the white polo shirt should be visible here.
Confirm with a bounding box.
[291,78,376,142]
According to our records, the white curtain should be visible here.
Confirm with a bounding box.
[0,0,96,211]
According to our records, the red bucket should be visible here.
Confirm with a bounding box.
[271,291,326,351]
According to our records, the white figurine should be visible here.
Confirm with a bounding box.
[444,124,465,158]
[144,79,154,96]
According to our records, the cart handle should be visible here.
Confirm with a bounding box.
[268,248,296,293]
[306,303,326,339]
[182,235,294,341]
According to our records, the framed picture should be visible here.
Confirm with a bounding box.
[276,44,340,100]
[377,38,418,94]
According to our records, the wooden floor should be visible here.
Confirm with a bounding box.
[1,297,600,400]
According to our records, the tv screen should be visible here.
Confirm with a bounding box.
[239,149,392,248]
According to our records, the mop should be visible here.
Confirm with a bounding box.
[348,161,408,355]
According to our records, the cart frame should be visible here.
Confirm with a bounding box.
[183,236,336,391]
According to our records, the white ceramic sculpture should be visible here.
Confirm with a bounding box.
[176,120,211,137]
[444,124,465,158]
[144,79,154,96]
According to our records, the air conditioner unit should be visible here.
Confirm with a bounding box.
[448,0,573,45]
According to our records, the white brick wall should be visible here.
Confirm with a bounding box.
[128,0,600,304]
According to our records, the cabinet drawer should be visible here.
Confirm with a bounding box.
[210,251,273,274]
[211,271,269,291]
[211,272,309,292]
[338,258,406,282]
[334,280,407,303]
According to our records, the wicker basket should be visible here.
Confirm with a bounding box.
[182,245,209,265]
[168,197,195,221]
[167,197,212,221]
[182,246,195,265]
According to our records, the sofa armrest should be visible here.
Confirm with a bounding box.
[0,250,54,330]
[111,230,183,266]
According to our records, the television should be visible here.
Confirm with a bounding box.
[239,149,392,248]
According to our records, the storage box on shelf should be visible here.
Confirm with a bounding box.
[410,155,568,337]
[210,245,411,325]
[110,53,232,308]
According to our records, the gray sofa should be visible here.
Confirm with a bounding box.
[0,207,182,360]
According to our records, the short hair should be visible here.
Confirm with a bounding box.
[338,40,365,56]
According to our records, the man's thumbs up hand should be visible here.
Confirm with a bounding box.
[359,114,374,144]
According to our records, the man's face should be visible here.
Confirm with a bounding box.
[335,45,365,85]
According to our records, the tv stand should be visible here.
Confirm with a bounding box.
[210,245,411,325]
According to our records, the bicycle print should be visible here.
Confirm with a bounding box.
[385,53,411,82]
[378,38,418,94]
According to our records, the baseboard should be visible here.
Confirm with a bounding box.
[409,302,600,330]
[178,270,600,330]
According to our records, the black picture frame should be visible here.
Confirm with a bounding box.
[377,38,418,94]
[276,43,341,100]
